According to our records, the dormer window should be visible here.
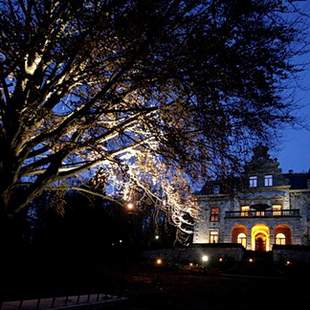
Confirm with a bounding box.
[213,185,220,194]
[249,176,257,188]
[264,175,273,187]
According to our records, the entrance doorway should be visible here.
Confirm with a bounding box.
[251,224,270,251]
[255,233,266,251]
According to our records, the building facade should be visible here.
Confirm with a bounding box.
[193,146,310,251]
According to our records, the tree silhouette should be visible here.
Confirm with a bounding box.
[0,1,305,235]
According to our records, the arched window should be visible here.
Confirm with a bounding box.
[237,233,247,248]
[275,233,286,245]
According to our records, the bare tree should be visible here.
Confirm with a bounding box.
[0,0,305,235]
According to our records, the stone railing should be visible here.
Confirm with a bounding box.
[225,209,300,218]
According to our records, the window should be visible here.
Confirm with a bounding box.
[210,207,220,222]
[249,176,258,188]
[237,233,247,248]
[241,206,250,217]
[275,233,286,245]
[255,210,265,217]
[264,175,273,186]
[213,185,220,194]
[272,205,282,216]
[209,230,219,243]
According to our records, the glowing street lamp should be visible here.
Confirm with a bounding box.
[248,258,254,263]
[124,201,137,248]
[155,258,163,265]
[155,235,160,240]
[126,202,135,211]
[201,255,209,271]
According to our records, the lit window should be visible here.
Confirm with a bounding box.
[237,233,247,248]
[241,206,250,216]
[255,210,265,217]
[209,230,219,243]
[210,207,220,222]
[272,205,282,216]
[275,233,286,245]
[264,175,273,186]
[249,176,258,188]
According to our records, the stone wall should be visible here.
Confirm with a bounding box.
[273,245,310,264]
[143,244,245,263]
[144,245,310,265]
[193,196,232,244]
[290,191,310,244]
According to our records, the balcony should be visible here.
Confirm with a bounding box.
[225,209,300,218]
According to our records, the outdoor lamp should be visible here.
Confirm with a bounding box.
[201,255,209,262]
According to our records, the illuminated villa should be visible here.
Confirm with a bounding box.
[193,145,310,252]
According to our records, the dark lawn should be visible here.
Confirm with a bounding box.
[1,257,308,310]
[118,269,307,310]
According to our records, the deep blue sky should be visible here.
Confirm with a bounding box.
[269,2,310,173]
[273,56,310,173]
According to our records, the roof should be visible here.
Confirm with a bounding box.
[198,146,309,194]
[283,172,310,190]
[199,172,310,195]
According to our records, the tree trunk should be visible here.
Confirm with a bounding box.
[0,197,25,262]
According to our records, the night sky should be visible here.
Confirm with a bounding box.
[274,55,310,173]
[270,2,310,173]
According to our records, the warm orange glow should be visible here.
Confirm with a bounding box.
[275,233,286,245]
[272,205,282,216]
[241,206,250,216]
[189,262,193,267]
[156,258,163,265]
[237,232,247,248]
[251,224,270,251]
[274,224,291,245]
[126,202,134,210]
[249,258,254,263]
[231,224,248,248]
